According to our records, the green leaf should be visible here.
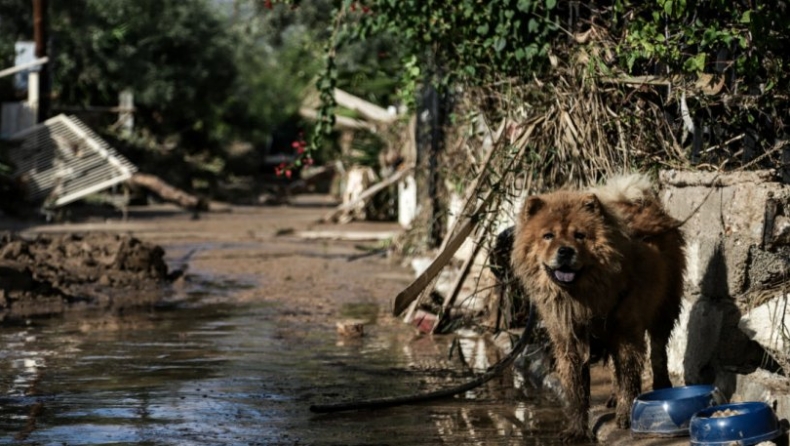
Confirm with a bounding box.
[494,37,506,52]
[477,24,489,35]
[528,18,539,33]
[740,10,752,24]
[664,0,673,15]
[546,0,557,10]
[517,0,532,12]
[683,53,706,72]
[627,53,637,72]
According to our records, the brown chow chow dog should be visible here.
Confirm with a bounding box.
[510,174,685,441]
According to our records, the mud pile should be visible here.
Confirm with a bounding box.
[0,232,173,320]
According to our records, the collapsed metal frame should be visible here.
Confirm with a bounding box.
[8,114,137,208]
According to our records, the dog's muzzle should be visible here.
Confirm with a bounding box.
[546,246,580,285]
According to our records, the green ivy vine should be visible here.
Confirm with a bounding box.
[273,0,790,171]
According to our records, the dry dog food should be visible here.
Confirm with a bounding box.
[710,409,743,418]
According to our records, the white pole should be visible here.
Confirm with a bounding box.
[118,89,134,135]
[0,56,48,79]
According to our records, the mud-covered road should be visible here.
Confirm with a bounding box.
[0,196,575,445]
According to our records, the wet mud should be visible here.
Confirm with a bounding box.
[0,199,575,445]
[0,232,173,320]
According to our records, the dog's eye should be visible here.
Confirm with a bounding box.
[542,232,554,240]
[574,231,586,241]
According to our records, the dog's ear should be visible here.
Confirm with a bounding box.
[581,193,601,214]
[523,196,544,217]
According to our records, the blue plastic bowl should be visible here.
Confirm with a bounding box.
[690,401,784,446]
[631,385,724,437]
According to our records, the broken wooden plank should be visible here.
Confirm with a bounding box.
[431,217,491,333]
[296,230,397,242]
[395,116,542,319]
[322,165,414,223]
[333,89,397,124]
[392,188,495,317]
[129,173,207,211]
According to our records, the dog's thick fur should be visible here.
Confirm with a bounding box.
[510,174,685,441]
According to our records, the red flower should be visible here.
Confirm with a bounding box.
[264,0,272,10]
[292,138,307,155]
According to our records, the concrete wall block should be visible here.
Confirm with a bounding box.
[739,292,790,360]
[679,234,749,299]
[734,369,790,424]
[661,170,790,299]
[746,246,790,296]
[667,298,725,383]
[772,214,790,245]
[723,237,751,296]
[667,297,768,396]
[660,170,790,243]
[683,239,722,298]
[660,170,790,407]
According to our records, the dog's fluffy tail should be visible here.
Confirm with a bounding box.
[592,173,683,237]
[590,173,655,204]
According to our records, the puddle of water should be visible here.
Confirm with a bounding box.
[339,302,379,323]
[0,290,568,445]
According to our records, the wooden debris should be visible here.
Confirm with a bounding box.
[336,319,365,338]
[296,230,397,242]
[322,165,414,223]
[392,189,494,317]
[392,117,541,319]
[129,173,207,211]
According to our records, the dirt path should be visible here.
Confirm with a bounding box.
[0,196,692,445]
[1,195,408,325]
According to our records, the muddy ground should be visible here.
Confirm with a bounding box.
[0,195,408,328]
[0,196,710,445]
[0,231,173,320]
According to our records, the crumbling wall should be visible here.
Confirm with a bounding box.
[660,170,790,419]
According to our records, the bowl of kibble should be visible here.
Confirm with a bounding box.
[689,401,786,445]
[631,385,725,437]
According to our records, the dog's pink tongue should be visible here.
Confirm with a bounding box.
[554,270,575,283]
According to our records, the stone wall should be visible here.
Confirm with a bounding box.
[659,170,790,419]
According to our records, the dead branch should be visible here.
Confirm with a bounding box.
[321,164,414,223]
[129,173,207,211]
